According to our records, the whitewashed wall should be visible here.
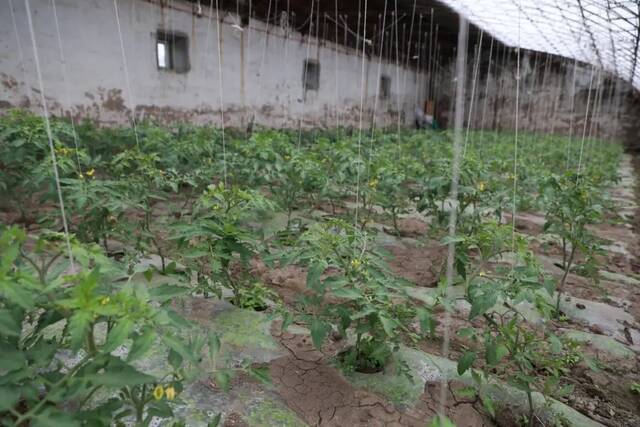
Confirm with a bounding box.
[0,0,428,129]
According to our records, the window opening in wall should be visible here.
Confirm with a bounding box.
[303,59,320,91]
[380,75,391,99]
[156,30,190,73]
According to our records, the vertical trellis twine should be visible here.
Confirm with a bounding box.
[24,0,75,271]
[438,14,468,418]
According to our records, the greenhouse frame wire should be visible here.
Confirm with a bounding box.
[439,0,640,89]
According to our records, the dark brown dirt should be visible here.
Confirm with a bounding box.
[268,324,494,427]
[384,217,430,238]
[386,240,447,288]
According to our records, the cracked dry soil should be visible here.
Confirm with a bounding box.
[264,326,493,427]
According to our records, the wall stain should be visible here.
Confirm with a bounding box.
[102,89,126,111]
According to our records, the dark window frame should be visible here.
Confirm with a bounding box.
[302,59,320,91]
[156,30,190,73]
[380,75,391,99]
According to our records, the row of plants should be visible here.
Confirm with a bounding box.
[0,109,622,425]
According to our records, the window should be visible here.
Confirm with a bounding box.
[302,59,320,91]
[156,31,190,73]
[380,75,391,99]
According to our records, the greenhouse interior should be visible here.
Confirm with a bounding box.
[1,0,640,426]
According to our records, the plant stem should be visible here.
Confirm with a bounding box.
[555,244,576,318]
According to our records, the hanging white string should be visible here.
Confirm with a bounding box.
[400,0,417,115]
[203,0,215,81]
[112,0,140,147]
[585,69,604,166]
[297,0,315,149]
[511,1,522,262]
[368,0,388,147]
[214,0,227,186]
[353,0,368,230]
[426,10,434,101]
[24,0,75,271]
[438,15,468,418]
[462,30,484,158]
[254,0,273,120]
[479,36,494,145]
[413,15,423,110]
[9,0,33,102]
[283,0,291,127]
[577,65,595,174]
[334,0,340,134]
[393,1,402,137]
[565,57,579,169]
[51,0,82,172]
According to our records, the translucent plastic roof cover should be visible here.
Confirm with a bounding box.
[439,0,640,89]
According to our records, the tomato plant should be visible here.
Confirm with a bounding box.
[539,172,603,317]
[171,183,274,305]
[0,226,229,425]
[282,219,432,372]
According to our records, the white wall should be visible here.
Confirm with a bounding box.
[0,0,428,129]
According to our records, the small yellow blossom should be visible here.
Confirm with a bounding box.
[78,173,84,179]
[477,182,486,192]
[284,155,291,161]
[153,385,164,400]
[100,296,110,305]
[165,386,176,400]
[479,271,487,277]
[350,259,361,269]
[86,168,95,177]
[368,179,378,189]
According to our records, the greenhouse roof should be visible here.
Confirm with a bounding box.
[439,0,640,88]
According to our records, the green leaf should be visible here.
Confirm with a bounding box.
[246,365,271,385]
[0,310,21,337]
[486,343,509,366]
[68,312,92,352]
[142,268,154,283]
[469,292,497,319]
[102,319,133,354]
[456,328,475,339]
[441,235,465,245]
[379,315,396,337]
[84,360,154,387]
[162,334,197,364]
[480,393,496,417]
[306,260,326,291]
[208,413,222,427]
[149,284,188,303]
[0,345,26,371]
[454,386,477,399]
[417,307,436,336]
[214,369,232,392]
[548,333,562,354]
[208,333,221,359]
[0,386,19,411]
[127,328,156,362]
[457,351,476,375]
[429,414,456,427]
[309,318,330,349]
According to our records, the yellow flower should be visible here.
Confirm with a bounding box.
[350,259,361,269]
[100,296,110,305]
[86,168,95,177]
[165,386,176,400]
[284,155,291,161]
[78,173,84,179]
[479,271,487,277]
[368,179,378,189]
[153,385,164,400]
[477,181,486,192]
